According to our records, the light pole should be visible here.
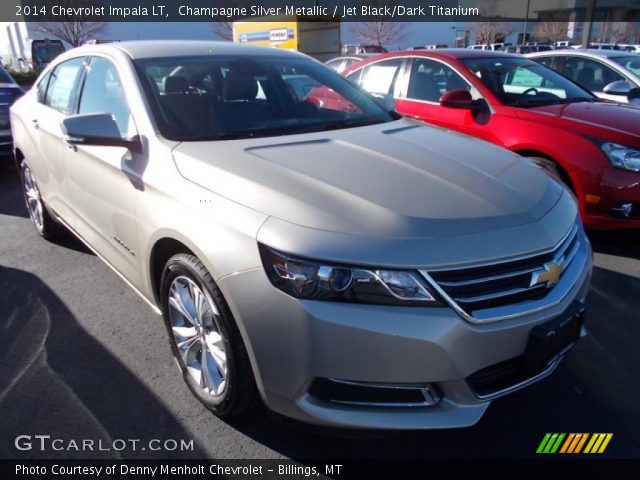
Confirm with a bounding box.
[522,0,531,44]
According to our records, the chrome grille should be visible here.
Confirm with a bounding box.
[421,224,585,323]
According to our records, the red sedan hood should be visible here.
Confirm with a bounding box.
[518,101,640,144]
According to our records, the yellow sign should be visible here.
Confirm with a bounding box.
[232,21,298,50]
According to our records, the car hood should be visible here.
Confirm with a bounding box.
[172,119,563,238]
[519,101,640,141]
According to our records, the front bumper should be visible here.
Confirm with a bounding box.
[583,167,640,229]
[218,242,592,430]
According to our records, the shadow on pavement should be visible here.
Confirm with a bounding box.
[0,265,205,459]
[0,158,28,219]
[588,229,640,260]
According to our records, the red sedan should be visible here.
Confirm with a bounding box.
[343,49,640,229]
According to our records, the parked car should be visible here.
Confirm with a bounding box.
[324,54,373,73]
[342,44,387,55]
[31,39,65,72]
[11,41,592,429]
[502,45,539,54]
[527,49,640,103]
[555,41,578,49]
[619,44,640,53]
[344,49,640,228]
[0,65,23,157]
[586,43,623,51]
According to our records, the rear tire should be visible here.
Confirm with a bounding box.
[21,161,60,240]
[160,253,258,417]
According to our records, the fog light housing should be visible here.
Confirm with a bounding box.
[309,378,440,407]
[611,202,636,218]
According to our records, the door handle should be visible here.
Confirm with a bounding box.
[31,118,39,129]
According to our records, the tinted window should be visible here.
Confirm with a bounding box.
[36,71,52,104]
[561,57,625,92]
[136,55,394,141]
[355,59,402,95]
[79,57,132,137]
[533,56,555,68]
[325,59,343,71]
[45,57,85,114]
[610,56,640,77]
[407,58,470,102]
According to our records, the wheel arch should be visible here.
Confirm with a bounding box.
[514,148,577,193]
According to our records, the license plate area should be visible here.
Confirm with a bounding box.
[523,301,585,374]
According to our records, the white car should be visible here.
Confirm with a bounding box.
[527,49,640,103]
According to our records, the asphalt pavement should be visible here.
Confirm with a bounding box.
[0,161,639,460]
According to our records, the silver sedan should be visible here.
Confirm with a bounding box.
[11,41,592,429]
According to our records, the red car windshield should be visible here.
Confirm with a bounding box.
[461,57,596,107]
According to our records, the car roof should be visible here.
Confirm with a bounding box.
[528,48,635,59]
[65,40,304,60]
[328,54,375,61]
[361,48,524,61]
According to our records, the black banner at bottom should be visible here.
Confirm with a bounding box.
[3,459,640,480]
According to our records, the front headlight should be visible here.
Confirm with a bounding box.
[601,143,640,172]
[259,245,441,306]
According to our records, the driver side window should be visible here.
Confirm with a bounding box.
[406,58,470,103]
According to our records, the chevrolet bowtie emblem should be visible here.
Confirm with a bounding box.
[530,261,564,288]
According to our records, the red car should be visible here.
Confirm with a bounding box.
[343,49,640,229]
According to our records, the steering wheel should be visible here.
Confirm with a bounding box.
[522,87,539,95]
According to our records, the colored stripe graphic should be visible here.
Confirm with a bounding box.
[538,433,613,454]
[536,433,552,453]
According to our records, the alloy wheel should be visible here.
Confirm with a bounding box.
[23,166,44,231]
[168,276,228,397]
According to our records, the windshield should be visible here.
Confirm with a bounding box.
[610,56,640,77]
[135,55,395,141]
[461,57,596,107]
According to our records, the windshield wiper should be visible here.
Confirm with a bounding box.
[558,97,601,104]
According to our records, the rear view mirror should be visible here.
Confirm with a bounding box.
[603,80,632,96]
[61,113,142,153]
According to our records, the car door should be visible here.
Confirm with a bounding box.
[31,57,86,221]
[558,56,628,101]
[393,57,500,144]
[63,55,143,284]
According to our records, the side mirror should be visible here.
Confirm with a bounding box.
[440,89,484,110]
[603,80,632,96]
[61,113,142,153]
[627,87,640,104]
[370,92,396,112]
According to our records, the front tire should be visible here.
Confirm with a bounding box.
[527,156,562,181]
[160,253,258,417]
[21,161,59,239]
